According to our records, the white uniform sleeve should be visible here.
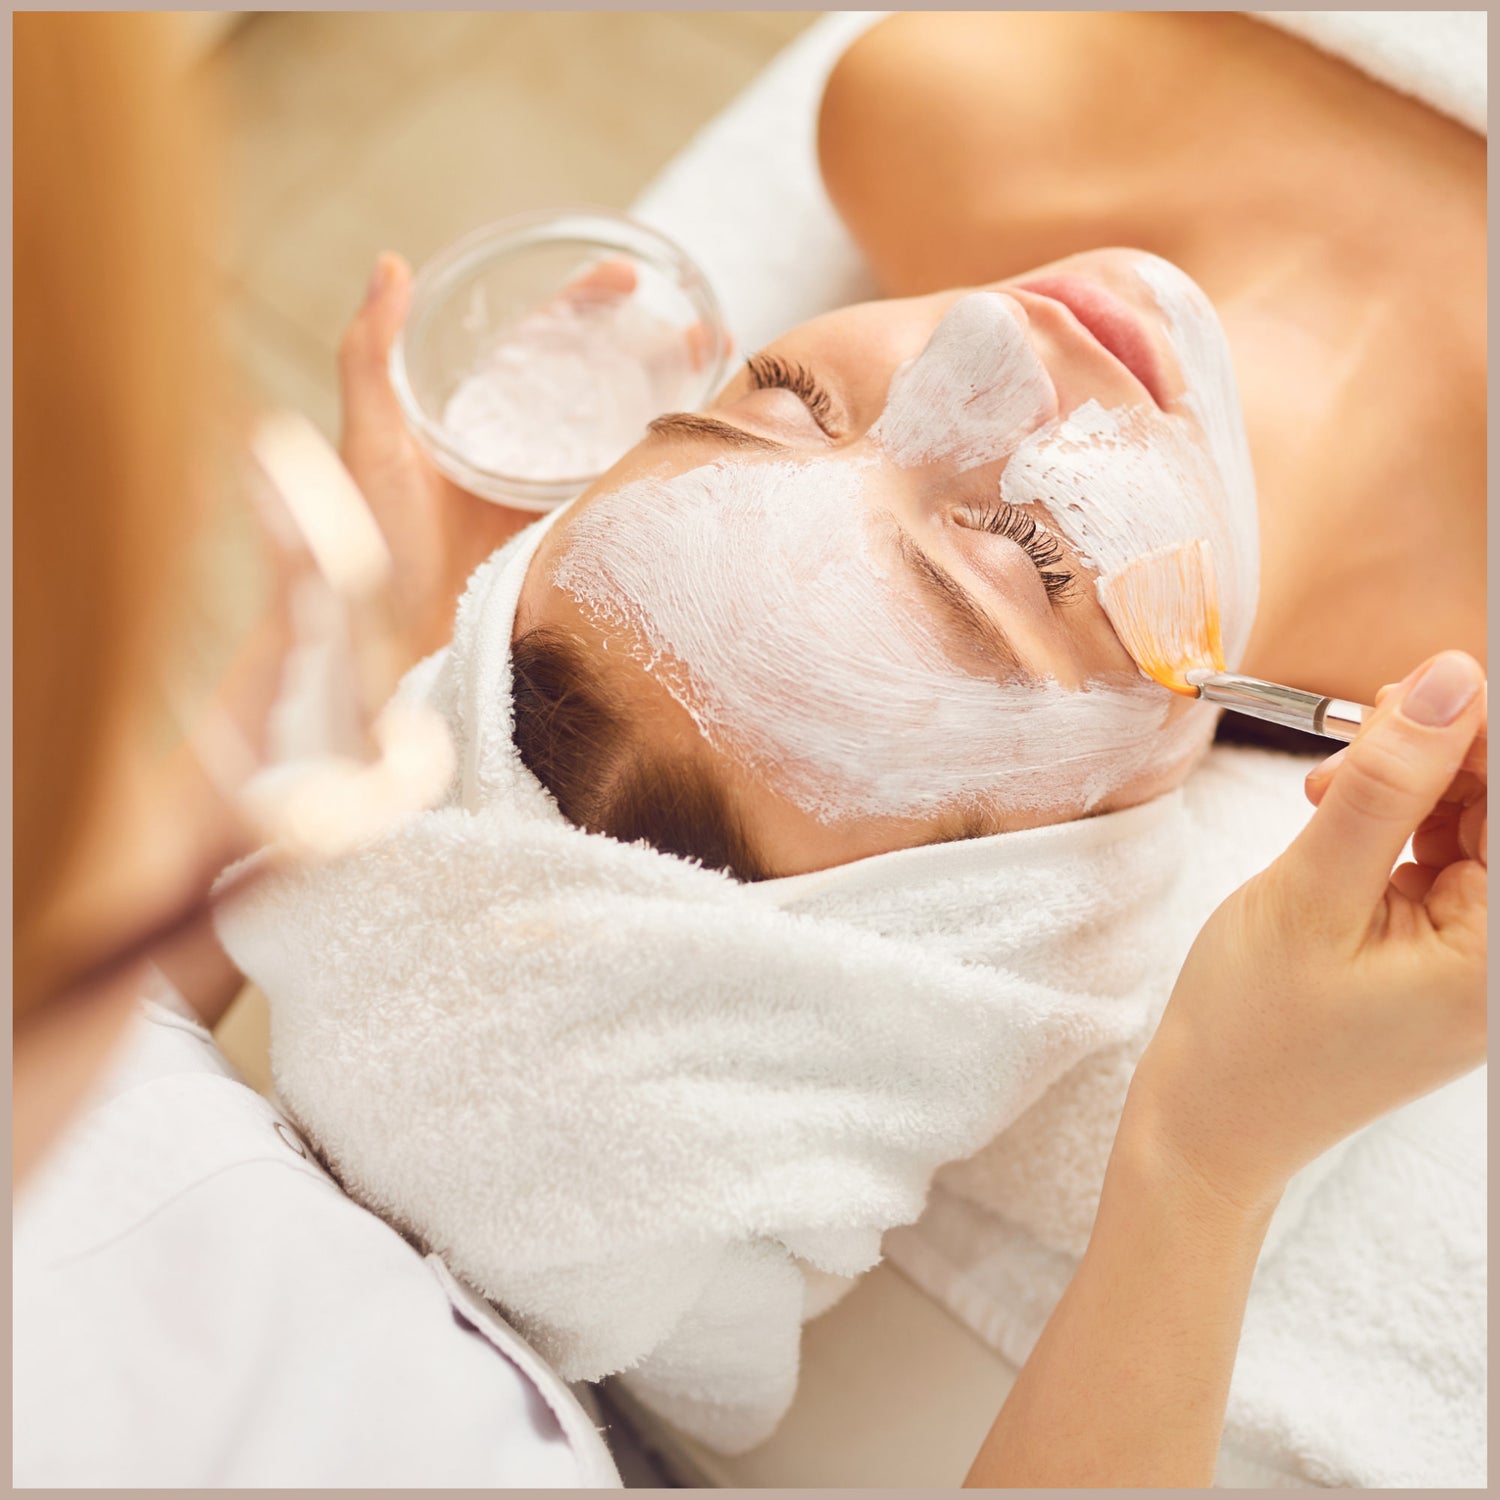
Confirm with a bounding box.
[13,984,621,1488]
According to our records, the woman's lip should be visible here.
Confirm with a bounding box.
[1012,274,1169,409]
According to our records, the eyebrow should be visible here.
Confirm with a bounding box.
[894,527,1027,680]
[641,412,1024,676]
[645,411,788,452]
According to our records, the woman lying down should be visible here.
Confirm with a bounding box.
[220,12,1486,1486]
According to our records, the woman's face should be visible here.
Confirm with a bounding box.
[516,248,1260,876]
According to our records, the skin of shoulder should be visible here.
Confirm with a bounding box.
[818,12,1209,294]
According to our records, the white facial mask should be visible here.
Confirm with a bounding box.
[1000,259,1259,663]
[553,456,1199,824]
[868,293,1056,469]
[551,269,1254,827]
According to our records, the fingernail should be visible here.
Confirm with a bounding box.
[364,256,389,307]
[1401,653,1481,727]
[1309,746,1347,782]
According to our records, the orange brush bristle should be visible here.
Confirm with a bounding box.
[1096,539,1226,696]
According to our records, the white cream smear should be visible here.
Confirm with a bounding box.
[443,297,700,481]
[553,267,1258,825]
[867,293,1056,469]
[555,456,1190,822]
[1003,257,1259,663]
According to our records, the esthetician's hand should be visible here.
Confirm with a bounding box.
[1129,649,1487,1217]
[339,252,728,663]
[338,253,544,661]
[1306,679,1488,865]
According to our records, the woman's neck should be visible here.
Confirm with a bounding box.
[1078,17,1487,699]
[1169,148,1482,697]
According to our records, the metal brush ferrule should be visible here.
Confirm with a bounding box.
[1313,698,1368,742]
[1186,672,1371,743]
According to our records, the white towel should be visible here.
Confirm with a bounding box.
[1252,11,1486,136]
[883,752,1487,1486]
[218,511,1316,1454]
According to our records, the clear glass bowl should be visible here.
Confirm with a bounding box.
[390,208,730,512]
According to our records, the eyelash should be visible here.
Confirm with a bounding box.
[745,352,838,437]
[740,359,1073,603]
[966,501,1077,603]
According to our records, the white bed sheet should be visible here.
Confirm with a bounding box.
[607,1259,1320,1490]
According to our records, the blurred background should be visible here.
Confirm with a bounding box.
[184,10,817,1088]
[201,11,817,438]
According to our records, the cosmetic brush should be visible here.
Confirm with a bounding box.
[1096,539,1374,741]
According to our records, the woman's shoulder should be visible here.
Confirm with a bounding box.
[816,12,1228,292]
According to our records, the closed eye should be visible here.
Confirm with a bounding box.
[958,500,1078,603]
[745,352,841,439]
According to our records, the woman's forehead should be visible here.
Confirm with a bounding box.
[752,288,968,367]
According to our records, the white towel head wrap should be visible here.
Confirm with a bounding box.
[219,508,1221,1451]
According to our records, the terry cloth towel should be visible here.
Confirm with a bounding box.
[880,742,1486,1487]
[217,511,1339,1455]
[764,744,1484,1489]
[1252,10,1486,136]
